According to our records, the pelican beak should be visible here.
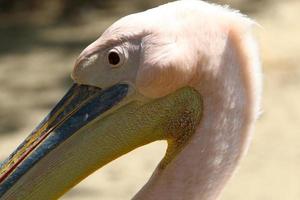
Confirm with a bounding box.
[0,83,129,198]
[0,80,202,200]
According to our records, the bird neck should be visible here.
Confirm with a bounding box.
[134,31,261,200]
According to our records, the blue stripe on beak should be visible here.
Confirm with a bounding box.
[0,83,128,197]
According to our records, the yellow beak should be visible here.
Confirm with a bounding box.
[0,83,129,199]
[0,83,202,200]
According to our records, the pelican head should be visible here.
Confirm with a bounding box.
[0,0,261,199]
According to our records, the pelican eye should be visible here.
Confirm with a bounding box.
[106,48,125,67]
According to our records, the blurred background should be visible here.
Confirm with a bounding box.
[0,0,299,199]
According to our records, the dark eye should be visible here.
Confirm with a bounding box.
[108,51,120,65]
[106,48,125,68]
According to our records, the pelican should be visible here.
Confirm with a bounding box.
[0,0,261,199]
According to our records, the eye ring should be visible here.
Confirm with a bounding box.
[106,47,125,68]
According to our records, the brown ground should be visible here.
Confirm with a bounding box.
[0,0,299,199]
